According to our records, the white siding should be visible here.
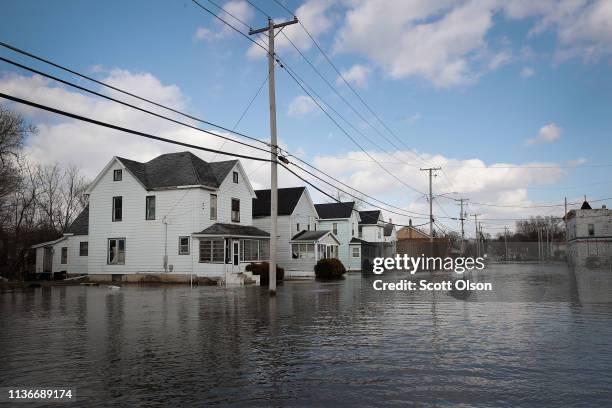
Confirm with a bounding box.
[67,235,89,274]
[317,211,358,269]
[88,159,255,278]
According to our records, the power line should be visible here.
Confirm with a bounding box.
[280,162,429,229]
[209,71,269,161]
[0,92,272,163]
[0,41,269,147]
[0,56,272,156]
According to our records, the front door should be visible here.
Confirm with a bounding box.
[232,240,239,271]
[43,247,53,273]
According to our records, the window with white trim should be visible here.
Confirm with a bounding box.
[233,171,239,183]
[231,198,240,222]
[588,224,595,236]
[79,242,88,256]
[61,247,68,264]
[332,223,338,235]
[240,239,270,262]
[108,238,125,265]
[210,194,217,220]
[112,196,122,222]
[146,196,156,220]
[291,243,314,259]
[179,236,190,255]
[113,169,122,181]
[352,247,360,258]
[199,239,224,263]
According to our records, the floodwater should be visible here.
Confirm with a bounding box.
[1,264,612,407]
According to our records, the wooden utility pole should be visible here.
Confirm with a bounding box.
[250,16,298,295]
[471,214,480,257]
[504,226,508,262]
[455,198,469,255]
[420,167,441,250]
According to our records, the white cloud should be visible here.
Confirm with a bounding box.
[526,122,562,145]
[310,149,567,227]
[337,64,371,87]
[287,95,318,116]
[195,0,255,43]
[334,0,501,88]
[520,66,535,77]
[567,157,588,166]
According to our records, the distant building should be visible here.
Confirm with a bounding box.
[566,200,612,269]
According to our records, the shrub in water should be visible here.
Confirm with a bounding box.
[246,262,284,285]
[314,258,346,279]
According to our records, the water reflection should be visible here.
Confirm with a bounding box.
[1,264,612,406]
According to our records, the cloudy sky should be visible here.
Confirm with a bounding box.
[2,0,612,236]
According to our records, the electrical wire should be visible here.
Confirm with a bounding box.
[0,92,272,163]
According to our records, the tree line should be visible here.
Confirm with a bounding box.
[0,105,88,280]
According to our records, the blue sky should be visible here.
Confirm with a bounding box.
[1,0,611,234]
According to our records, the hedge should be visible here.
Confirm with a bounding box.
[314,258,346,279]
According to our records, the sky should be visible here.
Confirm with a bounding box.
[1,0,611,236]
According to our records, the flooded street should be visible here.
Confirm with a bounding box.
[2,264,612,406]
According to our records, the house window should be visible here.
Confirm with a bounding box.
[333,223,338,235]
[199,239,224,263]
[145,196,156,220]
[233,171,239,183]
[231,198,240,222]
[108,238,126,265]
[358,226,363,238]
[378,228,382,239]
[291,243,315,259]
[588,224,595,236]
[296,223,300,233]
[179,236,190,255]
[317,244,325,260]
[61,247,68,264]
[113,169,122,181]
[240,239,270,262]
[352,247,360,258]
[352,224,355,237]
[112,196,122,222]
[210,194,217,220]
[79,242,88,256]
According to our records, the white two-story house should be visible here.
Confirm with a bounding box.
[252,187,339,278]
[83,151,269,284]
[315,202,360,270]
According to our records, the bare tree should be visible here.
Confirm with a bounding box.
[59,164,88,232]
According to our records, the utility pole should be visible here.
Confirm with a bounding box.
[471,214,480,257]
[564,196,568,243]
[420,167,441,257]
[455,198,469,255]
[250,16,298,295]
[479,222,483,257]
[504,226,508,262]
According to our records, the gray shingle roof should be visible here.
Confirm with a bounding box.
[253,187,306,217]
[195,223,270,237]
[383,223,394,237]
[65,205,89,235]
[291,230,330,241]
[358,210,381,225]
[314,202,355,219]
[117,152,238,190]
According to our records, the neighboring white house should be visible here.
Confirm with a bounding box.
[315,202,360,270]
[566,200,612,269]
[252,187,330,277]
[82,151,269,284]
[31,206,90,277]
[358,210,385,242]
[383,219,397,257]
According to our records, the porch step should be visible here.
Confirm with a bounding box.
[223,271,260,286]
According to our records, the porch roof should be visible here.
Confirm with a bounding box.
[31,236,67,249]
[194,223,270,238]
[291,230,340,244]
